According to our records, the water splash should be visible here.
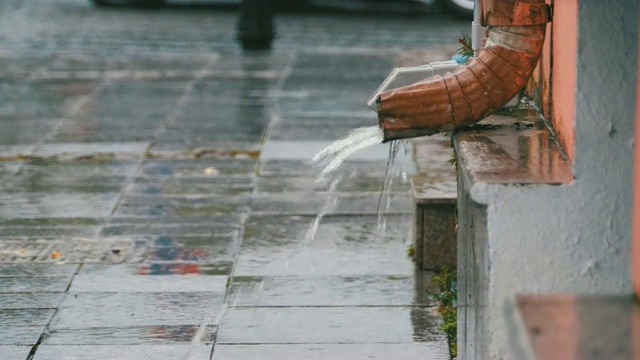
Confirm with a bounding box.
[311,126,383,177]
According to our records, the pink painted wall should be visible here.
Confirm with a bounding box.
[527,0,578,161]
[550,0,578,161]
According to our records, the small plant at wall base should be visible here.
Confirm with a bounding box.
[432,267,457,358]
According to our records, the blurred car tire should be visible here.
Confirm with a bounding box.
[436,0,473,19]
[91,0,166,8]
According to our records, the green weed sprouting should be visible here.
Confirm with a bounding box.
[431,267,458,358]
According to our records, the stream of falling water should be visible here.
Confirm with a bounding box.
[311,126,406,234]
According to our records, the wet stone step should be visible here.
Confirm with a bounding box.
[0,277,73,293]
[0,198,118,219]
[0,326,45,346]
[250,192,412,215]
[255,176,410,193]
[70,264,228,293]
[44,325,216,345]
[0,145,34,158]
[0,119,57,145]
[0,293,64,309]
[156,128,264,144]
[15,159,138,177]
[235,215,413,276]
[0,162,22,180]
[51,292,224,329]
[217,307,445,344]
[172,102,270,123]
[50,128,158,143]
[0,309,56,327]
[100,223,241,237]
[0,225,101,238]
[139,158,257,178]
[229,274,436,307]
[212,343,450,360]
[148,142,261,157]
[0,99,71,120]
[114,196,250,219]
[127,177,254,196]
[258,159,394,177]
[277,98,372,116]
[269,123,375,142]
[0,238,144,263]
[191,78,279,96]
[0,263,78,277]
[33,344,213,360]
[33,142,148,159]
[0,346,32,360]
[0,218,103,227]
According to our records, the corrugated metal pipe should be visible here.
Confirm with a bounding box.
[377,0,551,141]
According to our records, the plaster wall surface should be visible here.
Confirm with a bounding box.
[459,1,638,357]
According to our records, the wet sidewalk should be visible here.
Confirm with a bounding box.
[0,50,451,359]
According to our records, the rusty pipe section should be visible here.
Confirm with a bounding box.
[377,0,550,142]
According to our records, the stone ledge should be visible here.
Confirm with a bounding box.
[515,294,640,360]
[411,137,457,271]
[455,109,573,205]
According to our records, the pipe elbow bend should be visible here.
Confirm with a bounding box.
[378,4,548,142]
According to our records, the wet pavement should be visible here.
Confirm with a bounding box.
[0,1,466,359]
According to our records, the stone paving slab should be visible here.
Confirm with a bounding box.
[261,140,408,162]
[0,346,31,360]
[114,196,250,220]
[255,171,411,194]
[217,307,444,344]
[0,196,117,219]
[258,159,401,177]
[0,263,78,277]
[0,225,101,238]
[34,142,149,159]
[0,293,63,309]
[100,223,241,237]
[0,326,44,346]
[128,177,254,197]
[212,343,450,360]
[156,128,264,144]
[250,192,412,215]
[70,265,228,293]
[0,277,73,293]
[0,237,141,263]
[45,326,216,345]
[0,119,57,145]
[148,142,262,157]
[0,308,56,327]
[34,345,212,360]
[235,215,413,276]
[51,292,223,328]
[139,158,256,178]
[229,274,435,307]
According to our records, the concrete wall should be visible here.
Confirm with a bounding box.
[634,24,640,297]
[459,1,638,357]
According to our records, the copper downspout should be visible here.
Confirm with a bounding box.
[377,0,550,142]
